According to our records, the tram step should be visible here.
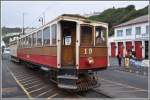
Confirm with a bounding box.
[58,84,77,89]
[57,75,78,79]
[58,67,77,76]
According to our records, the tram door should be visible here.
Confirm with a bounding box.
[61,21,76,67]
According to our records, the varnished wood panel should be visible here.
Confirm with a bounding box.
[80,47,107,57]
[62,46,75,66]
[20,46,57,56]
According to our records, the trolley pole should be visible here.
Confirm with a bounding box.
[22,12,25,35]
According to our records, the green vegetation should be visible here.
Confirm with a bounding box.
[1,27,21,46]
[2,27,21,36]
[89,5,148,36]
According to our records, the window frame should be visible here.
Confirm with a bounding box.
[43,26,51,46]
[117,30,123,37]
[51,24,57,46]
[80,24,94,47]
[37,30,43,47]
[95,26,107,46]
[32,32,37,47]
[28,34,32,48]
[126,28,132,36]
[135,27,141,35]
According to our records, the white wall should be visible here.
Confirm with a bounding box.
[108,22,149,58]
[114,22,149,42]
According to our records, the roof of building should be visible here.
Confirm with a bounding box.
[114,15,148,28]
[61,14,87,19]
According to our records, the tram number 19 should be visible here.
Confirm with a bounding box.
[84,48,92,55]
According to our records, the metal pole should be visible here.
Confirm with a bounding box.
[43,12,45,25]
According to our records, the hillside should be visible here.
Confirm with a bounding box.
[2,27,22,36]
[89,5,148,36]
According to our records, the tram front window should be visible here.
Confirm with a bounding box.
[80,25,93,46]
[95,26,106,46]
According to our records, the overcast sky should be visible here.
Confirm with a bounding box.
[1,1,149,28]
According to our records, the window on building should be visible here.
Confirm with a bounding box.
[51,24,57,45]
[95,26,107,46]
[29,35,32,47]
[37,30,42,46]
[117,30,123,37]
[32,33,36,47]
[43,27,50,46]
[126,28,132,36]
[80,25,93,46]
[136,27,141,35]
[146,25,149,34]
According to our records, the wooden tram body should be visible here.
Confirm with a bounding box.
[10,14,108,91]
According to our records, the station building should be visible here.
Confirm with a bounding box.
[108,15,149,60]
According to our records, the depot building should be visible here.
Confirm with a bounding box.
[108,15,149,60]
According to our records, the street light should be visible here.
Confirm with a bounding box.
[22,12,28,36]
[38,12,45,26]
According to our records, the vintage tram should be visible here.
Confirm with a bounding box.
[9,14,108,91]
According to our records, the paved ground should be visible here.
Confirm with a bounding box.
[2,58,27,98]
[2,55,148,99]
[97,69,148,98]
[109,57,148,76]
[2,57,110,98]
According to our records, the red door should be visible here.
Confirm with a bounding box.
[111,42,116,57]
[118,42,123,56]
[135,41,142,59]
[126,42,132,55]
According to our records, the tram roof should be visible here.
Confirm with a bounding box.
[19,14,108,39]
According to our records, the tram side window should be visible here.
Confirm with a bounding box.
[21,38,23,48]
[23,38,25,48]
[43,27,50,46]
[29,35,32,47]
[32,33,36,47]
[26,36,29,48]
[80,25,93,46]
[37,30,42,46]
[51,24,57,45]
[18,39,21,48]
[20,39,23,48]
[95,26,107,46]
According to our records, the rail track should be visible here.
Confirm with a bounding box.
[3,58,112,98]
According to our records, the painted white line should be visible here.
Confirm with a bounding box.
[47,93,59,99]
[17,76,36,82]
[36,88,54,97]
[29,86,47,94]
[23,80,41,86]
[101,78,147,92]
[26,83,43,90]
[118,89,148,93]
[21,79,39,84]
[6,66,32,99]
[15,74,33,79]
